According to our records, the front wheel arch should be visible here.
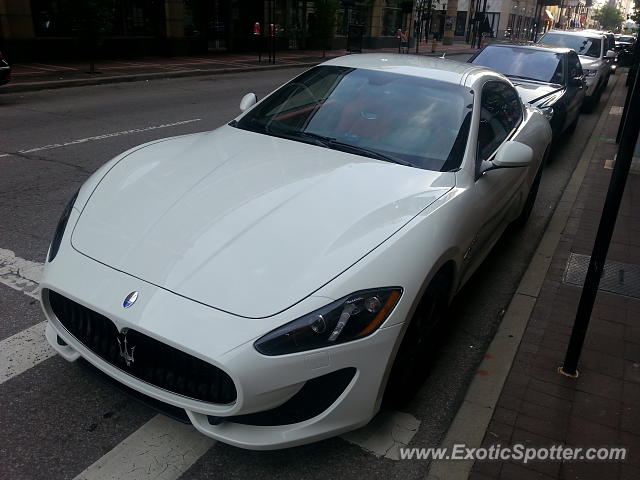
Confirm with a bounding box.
[381,262,455,407]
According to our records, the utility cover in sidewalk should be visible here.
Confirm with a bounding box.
[563,252,640,299]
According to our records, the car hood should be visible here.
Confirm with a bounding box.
[71,127,454,318]
[512,81,563,105]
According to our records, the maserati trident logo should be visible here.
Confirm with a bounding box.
[123,291,139,308]
[117,330,136,367]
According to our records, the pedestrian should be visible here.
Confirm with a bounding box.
[400,29,409,53]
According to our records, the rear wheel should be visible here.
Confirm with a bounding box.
[383,272,450,407]
[582,80,603,113]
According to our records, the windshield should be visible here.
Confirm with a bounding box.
[471,46,564,84]
[235,66,473,172]
[539,33,602,58]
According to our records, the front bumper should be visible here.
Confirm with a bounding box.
[41,236,404,449]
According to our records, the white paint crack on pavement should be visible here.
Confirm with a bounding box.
[341,410,421,460]
[0,247,43,299]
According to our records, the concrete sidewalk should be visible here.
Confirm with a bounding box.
[428,71,640,480]
[2,41,477,93]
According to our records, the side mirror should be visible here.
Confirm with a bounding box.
[606,50,616,58]
[482,141,533,175]
[239,93,257,111]
[493,141,533,168]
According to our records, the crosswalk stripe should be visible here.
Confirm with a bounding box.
[0,321,54,384]
[0,247,43,299]
[0,248,52,383]
[73,414,214,480]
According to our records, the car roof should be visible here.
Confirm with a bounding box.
[543,29,604,38]
[483,43,571,54]
[321,53,490,84]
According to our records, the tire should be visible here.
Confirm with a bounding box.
[383,272,449,407]
[565,115,578,135]
[511,163,543,228]
[582,91,599,113]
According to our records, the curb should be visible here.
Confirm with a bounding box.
[1,48,477,94]
[425,73,623,480]
[0,62,320,94]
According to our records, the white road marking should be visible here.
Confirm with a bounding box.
[0,321,53,384]
[8,119,201,156]
[0,249,53,383]
[0,248,43,299]
[73,414,214,480]
[341,410,421,460]
[609,105,624,115]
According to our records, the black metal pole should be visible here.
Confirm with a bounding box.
[272,0,276,64]
[425,0,433,46]
[477,0,487,49]
[416,1,424,54]
[560,71,640,377]
[268,1,272,63]
[533,2,541,43]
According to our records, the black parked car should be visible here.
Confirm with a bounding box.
[469,44,585,141]
[0,51,10,86]
[614,34,636,67]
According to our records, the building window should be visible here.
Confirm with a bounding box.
[382,0,403,36]
[30,0,162,38]
[455,11,466,36]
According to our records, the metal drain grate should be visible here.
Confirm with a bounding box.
[563,253,640,299]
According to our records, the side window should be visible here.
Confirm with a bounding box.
[568,52,583,79]
[477,81,523,166]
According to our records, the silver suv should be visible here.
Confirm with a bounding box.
[538,30,615,110]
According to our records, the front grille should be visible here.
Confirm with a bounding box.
[47,290,237,404]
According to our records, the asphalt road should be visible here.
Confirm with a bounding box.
[0,58,618,479]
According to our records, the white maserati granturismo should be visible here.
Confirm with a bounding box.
[41,54,551,449]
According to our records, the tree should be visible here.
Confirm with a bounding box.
[632,0,640,23]
[71,0,114,74]
[313,0,340,57]
[593,5,625,31]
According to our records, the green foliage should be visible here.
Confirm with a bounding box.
[314,0,340,50]
[71,0,114,47]
[632,0,640,23]
[593,5,625,30]
[70,0,114,72]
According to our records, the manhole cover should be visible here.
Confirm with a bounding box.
[563,253,640,299]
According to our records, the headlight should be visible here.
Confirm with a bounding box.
[584,69,598,77]
[48,190,79,262]
[254,288,402,356]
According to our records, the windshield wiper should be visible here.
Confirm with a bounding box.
[506,74,547,83]
[302,132,414,166]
